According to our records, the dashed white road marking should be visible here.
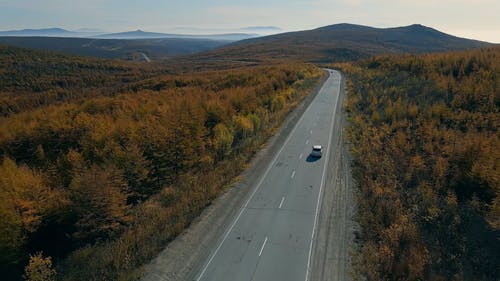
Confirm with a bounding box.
[259,237,268,257]
[279,197,285,209]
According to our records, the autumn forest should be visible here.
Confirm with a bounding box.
[0,38,499,280]
[0,45,323,280]
[339,47,499,280]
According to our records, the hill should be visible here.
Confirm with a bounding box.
[95,29,258,41]
[191,23,493,63]
[2,24,490,63]
[0,37,230,61]
[0,28,79,37]
[0,44,170,116]
[94,30,176,39]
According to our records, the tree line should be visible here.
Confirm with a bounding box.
[338,47,499,280]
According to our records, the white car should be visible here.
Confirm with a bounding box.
[310,145,323,158]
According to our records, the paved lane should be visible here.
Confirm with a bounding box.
[196,70,342,281]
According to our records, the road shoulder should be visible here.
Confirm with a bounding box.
[311,73,356,281]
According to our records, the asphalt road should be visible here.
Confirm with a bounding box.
[195,70,342,281]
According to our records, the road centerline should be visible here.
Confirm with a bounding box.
[259,237,268,257]
[279,197,285,209]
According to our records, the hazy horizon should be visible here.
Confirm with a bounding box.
[0,0,499,43]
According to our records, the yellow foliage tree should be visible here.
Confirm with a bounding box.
[0,158,61,264]
[23,252,56,281]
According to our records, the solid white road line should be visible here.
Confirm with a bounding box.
[305,70,339,281]
[279,197,285,209]
[259,237,268,257]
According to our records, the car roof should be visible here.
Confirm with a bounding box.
[313,145,322,149]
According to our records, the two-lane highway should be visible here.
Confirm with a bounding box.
[196,70,342,281]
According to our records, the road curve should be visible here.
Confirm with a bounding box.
[195,70,343,281]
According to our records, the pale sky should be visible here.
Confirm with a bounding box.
[0,0,498,42]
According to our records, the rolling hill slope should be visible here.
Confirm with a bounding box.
[0,36,229,61]
[95,29,257,41]
[191,23,493,63]
[1,24,491,63]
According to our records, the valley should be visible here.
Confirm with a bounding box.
[0,18,498,281]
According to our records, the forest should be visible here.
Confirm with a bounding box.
[0,45,257,117]
[0,45,323,280]
[338,47,499,280]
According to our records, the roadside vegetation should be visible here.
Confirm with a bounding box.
[0,45,323,280]
[339,47,499,280]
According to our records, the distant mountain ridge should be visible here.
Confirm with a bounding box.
[95,30,258,41]
[193,23,493,63]
[0,28,259,60]
[0,27,80,37]
[0,24,493,63]
[0,37,230,61]
[0,27,259,41]
[94,29,172,39]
